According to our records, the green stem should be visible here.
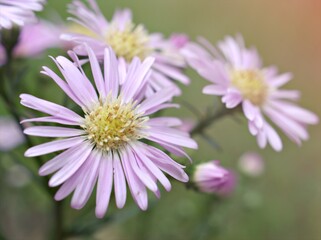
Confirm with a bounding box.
[52,201,64,240]
[190,106,241,136]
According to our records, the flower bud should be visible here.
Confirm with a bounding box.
[193,160,236,196]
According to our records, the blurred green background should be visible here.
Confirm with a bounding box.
[0,0,320,239]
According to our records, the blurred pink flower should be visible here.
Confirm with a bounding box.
[0,0,45,29]
[13,20,64,57]
[238,152,264,177]
[183,35,319,151]
[193,160,236,196]
[21,46,197,218]
[0,117,24,151]
[61,0,190,95]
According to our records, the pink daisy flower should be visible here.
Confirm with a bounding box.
[0,0,45,29]
[193,160,236,196]
[20,46,197,218]
[183,35,319,151]
[61,0,189,95]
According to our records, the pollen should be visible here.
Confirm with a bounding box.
[104,22,151,62]
[231,69,268,106]
[82,96,149,151]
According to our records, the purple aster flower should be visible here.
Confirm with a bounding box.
[0,117,25,151]
[20,45,197,218]
[0,0,45,29]
[183,35,319,151]
[61,0,190,95]
[193,160,236,196]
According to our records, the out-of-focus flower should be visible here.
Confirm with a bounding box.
[6,164,32,187]
[61,0,190,95]
[238,152,264,177]
[0,117,24,151]
[0,0,45,30]
[183,35,319,151]
[13,20,64,57]
[20,46,197,218]
[193,160,236,196]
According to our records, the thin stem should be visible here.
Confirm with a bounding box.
[190,106,241,136]
[52,201,64,240]
[0,58,44,171]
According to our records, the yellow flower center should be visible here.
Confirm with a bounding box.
[82,96,148,151]
[230,69,268,106]
[104,23,151,62]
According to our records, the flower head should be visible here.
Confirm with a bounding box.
[61,0,190,95]
[21,45,197,218]
[0,0,45,29]
[193,160,236,196]
[183,35,319,151]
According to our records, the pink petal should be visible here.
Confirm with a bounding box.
[148,117,182,127]
[203,84,227,95]
[85,44,106,98]
[146,128,197,149]
[71,150,101,209]
[24,126,85,138]
[126,147,158,192]
[25,137,85,157]
[39,143,86,176]
[104,47,119,98]
[21,116,81,126]
[120,148,148,210]
[95,153,113,218]
[132,143,171,191]
[113,152,127,209]
[48,142,92,187]
[265,123,283,152]
[242,100,258,121]
[20,94,83,124]
[122,57,154,103]
[41,66,83,107]
[138,87,177,114]
[55,56,98,109]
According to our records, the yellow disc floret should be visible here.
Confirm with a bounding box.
[105,22,151,62]
[231,69,268,106]
[82,96,148,151]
